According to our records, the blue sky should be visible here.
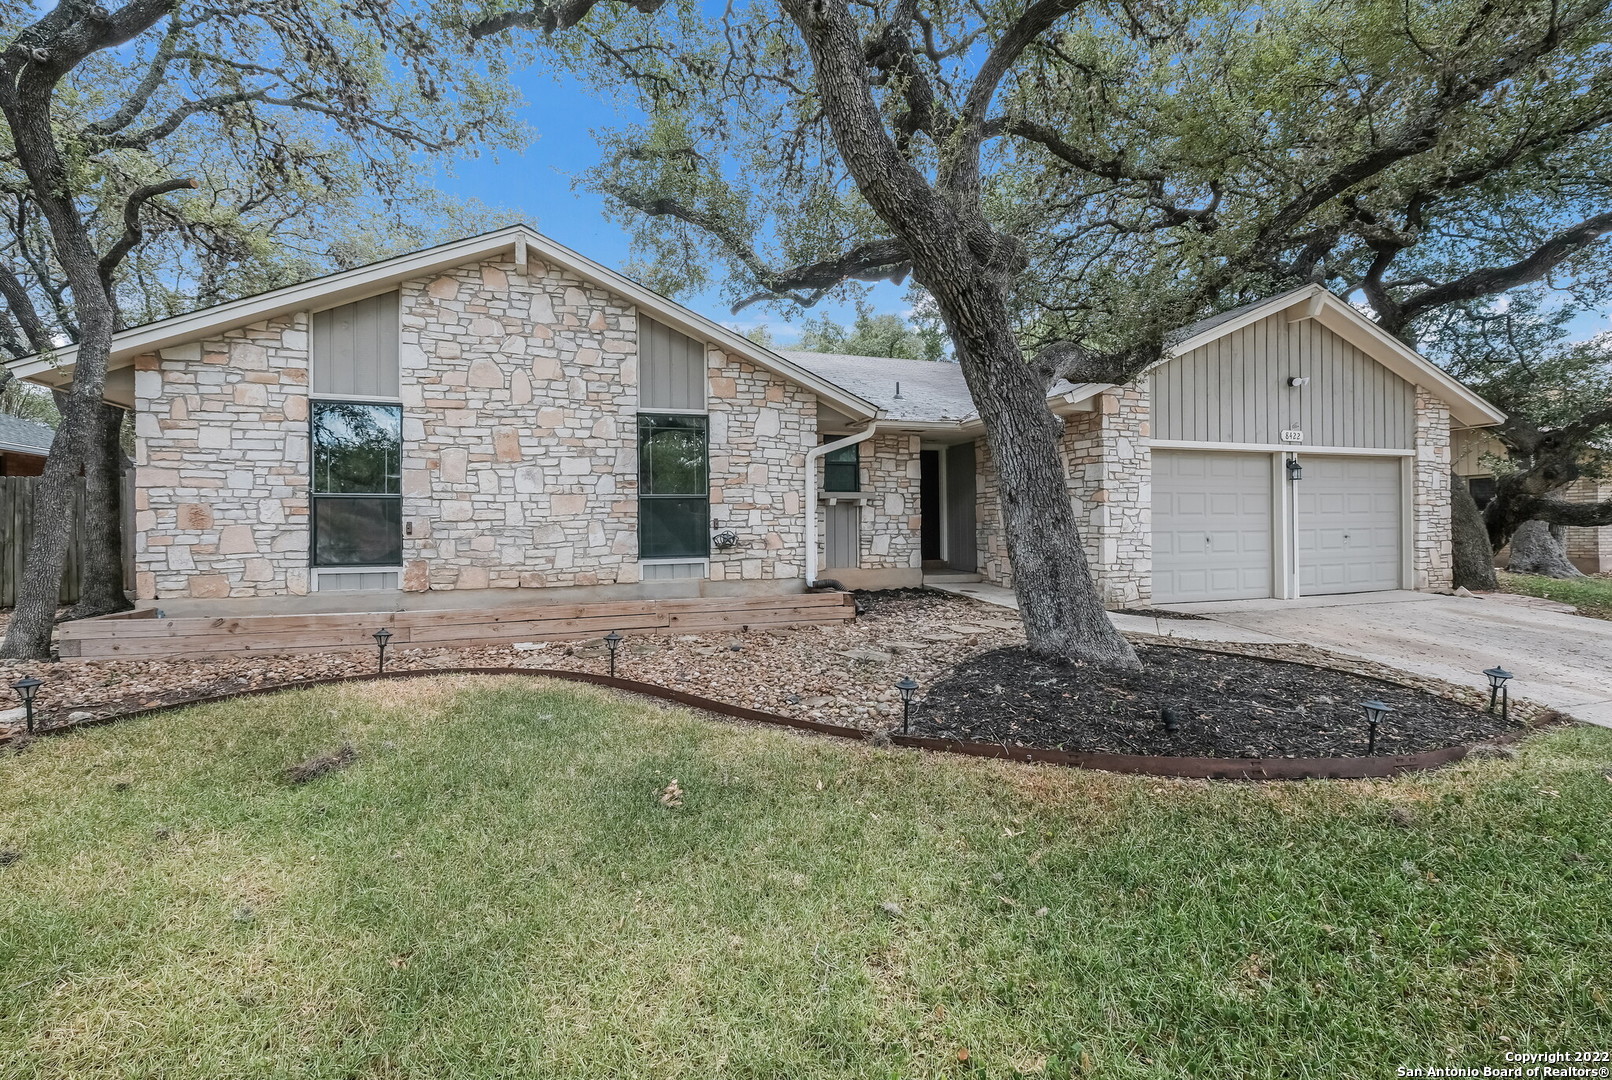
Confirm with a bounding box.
[430,69,908,348]
[431,67,1609,347]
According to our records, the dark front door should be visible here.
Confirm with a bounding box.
[919,449,941,562]
[944,441,977,572]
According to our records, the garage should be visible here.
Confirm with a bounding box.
[1296,456,1403,594]
[1152,450,1274,603]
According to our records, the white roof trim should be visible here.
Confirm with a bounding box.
[1161,284,1505,429]
[8,224,880,420]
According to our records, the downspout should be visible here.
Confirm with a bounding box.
[805,422,880,587]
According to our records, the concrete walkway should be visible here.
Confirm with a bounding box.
[924,578,1612,727]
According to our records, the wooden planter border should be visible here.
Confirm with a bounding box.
[0,665,1554,782]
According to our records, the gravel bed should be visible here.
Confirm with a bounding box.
[0,592,1551,742]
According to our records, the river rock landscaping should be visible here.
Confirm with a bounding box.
[0,591,1543,750]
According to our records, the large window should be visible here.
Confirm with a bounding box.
[311,401,402,567]
[823,440,860,492]
[638,413,708,559]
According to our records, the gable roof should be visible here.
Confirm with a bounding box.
[0,414,54,456]
[1163,284,1504,428]
[7,225,879,420]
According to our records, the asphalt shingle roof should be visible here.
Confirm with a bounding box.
[0,414,54,455]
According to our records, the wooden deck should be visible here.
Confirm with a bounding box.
[57,591,857,661]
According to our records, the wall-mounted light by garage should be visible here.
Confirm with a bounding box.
[1287,376,1311,387]
[1286,457,1303,482]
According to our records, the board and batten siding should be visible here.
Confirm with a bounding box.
[311,291,400,398]
[639,316,706,410]
[823,502,859,568]
[1154,313,1414,448]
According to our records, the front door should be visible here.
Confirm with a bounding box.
[919,449,941,563]
[944,441,977,572]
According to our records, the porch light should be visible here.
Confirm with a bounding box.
[604,631,624,678]
[372,627,392,674]
[1361,699,1393,755]
[9,676,41,735]
[1482,666,1513,721]
[1286,457,1303,482]
[896,676,919,734]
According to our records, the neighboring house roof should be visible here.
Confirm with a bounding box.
[0,414,54,456]
[6,224,880,421]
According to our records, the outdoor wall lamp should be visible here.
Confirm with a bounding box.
[1361,699,1393,755]
[1482,666,1513,721]
[372,627,392,674]
[895,676,919,734]
[604,631,624,678]
[10,676,42,735]
[1286,458,1303,482]
[1287,376,1310,387]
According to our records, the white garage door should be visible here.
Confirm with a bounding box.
[1297,456,1402,594]
[1152,451,1273,603]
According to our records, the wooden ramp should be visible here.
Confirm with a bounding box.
[58,591,857,661]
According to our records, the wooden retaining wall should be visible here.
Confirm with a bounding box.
[57,590,858,660]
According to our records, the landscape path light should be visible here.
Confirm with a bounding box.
[10,676,41,735]
[604,631,624,678]
[895,676,919,734]
[1482,666,1513,722]
[1361,699,1393,756]
[372,627,392,674]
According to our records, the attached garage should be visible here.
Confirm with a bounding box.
[1296,456,1403,594]
[1152,450,1274,603]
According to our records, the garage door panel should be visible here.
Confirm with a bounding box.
[1153,451,1273,603]
[1297,456,1402,595]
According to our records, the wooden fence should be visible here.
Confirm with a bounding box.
[0,475,86,607]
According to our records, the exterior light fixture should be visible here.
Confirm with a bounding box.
[895,676,919,734]
[1482,666,1513,721]
[604,631,624,678]
[10,676,42,735]
[372,627,392,674]
[1361,699,1393,755]
[1286,457,1303,482]
[1287,376,1311,388]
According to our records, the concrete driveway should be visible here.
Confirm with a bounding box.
[1157,591,1612,727]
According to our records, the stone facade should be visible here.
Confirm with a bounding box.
[1412,386,1454,592]
[132,316,312,600]
[133,255,816,601]
[707,352,815,582]
[1563,479,1612,573]
[974,386,1150,606]
[854,433,923,572]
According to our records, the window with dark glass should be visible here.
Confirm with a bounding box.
[823,440,860,492]
[639,413,708,559]
[310,401,402,567]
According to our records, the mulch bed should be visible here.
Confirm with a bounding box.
[908,644,1526,758]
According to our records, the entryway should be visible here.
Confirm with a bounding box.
[919,442,978,573]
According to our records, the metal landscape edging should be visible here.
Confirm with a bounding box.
[0,665,1556,782]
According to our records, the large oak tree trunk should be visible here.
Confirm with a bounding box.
[1450,471,1498,591]
[71,402,132,618]
[1506,519,1583,578]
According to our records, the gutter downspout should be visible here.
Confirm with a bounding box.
[805,422,880,587]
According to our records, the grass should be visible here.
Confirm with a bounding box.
[1498,570,1612,620]
[1,675,1609,1079]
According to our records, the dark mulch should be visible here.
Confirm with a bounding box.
[1113,607,1208,621]
[283,742,358,784]
[909,645,1525,759]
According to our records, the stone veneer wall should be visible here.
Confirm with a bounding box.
[133,316,312,600]
[1412,387,1454,592]
[134,254,815,600]
[974,385,1151,606]
[852,433,923,572]
[707,352,815,581]
[1562,479,1612,573]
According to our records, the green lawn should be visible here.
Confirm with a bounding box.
[1499,570,1612,620]
[1,675,1609,1079]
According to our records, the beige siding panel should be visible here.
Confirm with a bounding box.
[639,316,706,410]
[824,502,860,568]
[1156,313,1413,448]
[312,291,399,398]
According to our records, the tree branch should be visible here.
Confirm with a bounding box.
[468,0,667,39]
[97,177,198,297]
